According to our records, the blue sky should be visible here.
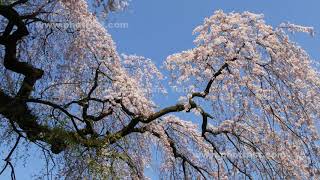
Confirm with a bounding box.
[2,0,320,179]
[109,0,320,62]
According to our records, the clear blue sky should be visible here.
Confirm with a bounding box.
[109,0,320,62]
[3,0,320,179]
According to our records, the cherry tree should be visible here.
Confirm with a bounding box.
[0,0,319,179]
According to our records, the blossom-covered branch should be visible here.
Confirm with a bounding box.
[0,1,319,179]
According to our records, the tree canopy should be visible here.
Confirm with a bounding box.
[0,0,319,179]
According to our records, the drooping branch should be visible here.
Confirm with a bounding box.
[0,135,21,179]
